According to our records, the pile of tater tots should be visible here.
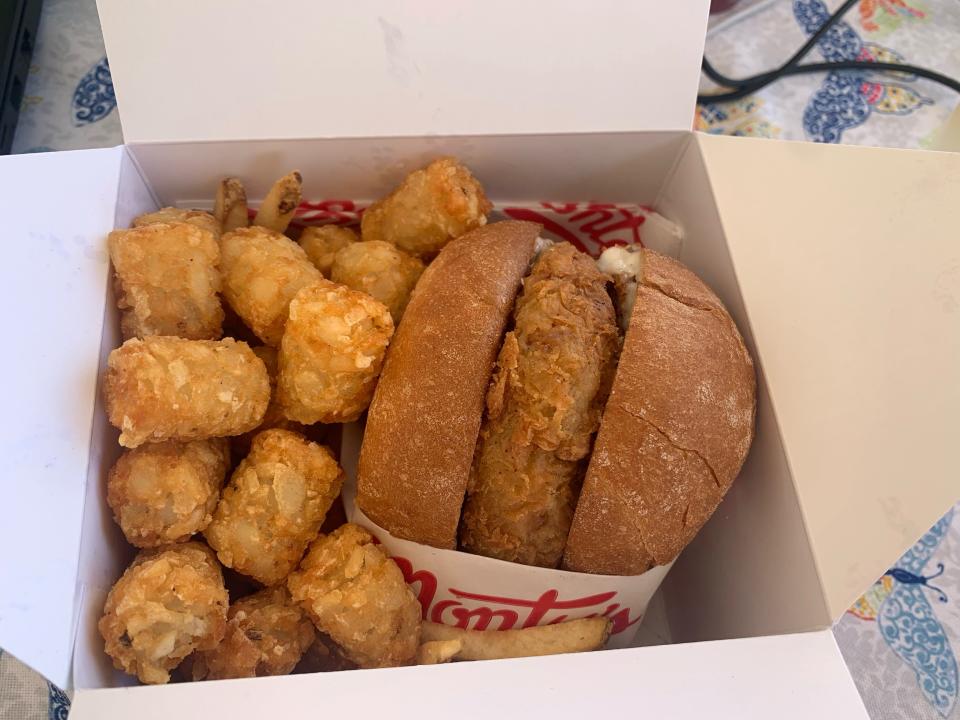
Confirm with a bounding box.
[99,159,490,684]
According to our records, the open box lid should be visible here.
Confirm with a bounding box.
[94,0,710,144]
[694,133,960,623]
[0,148,130,688]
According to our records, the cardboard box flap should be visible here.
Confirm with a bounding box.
[0,148,125,687]
[68,630,868,719]
[95,0,710,144]
[697,133,960,622]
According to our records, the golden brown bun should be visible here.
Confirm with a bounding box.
[563,250,756,575]
[356,221,541,548]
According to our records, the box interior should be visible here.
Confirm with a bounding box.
[69,131,831,690]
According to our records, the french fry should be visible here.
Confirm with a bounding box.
[254,171,302,233]
[215,177,249,233]
[420,618,611,661]
[416,639,462,665]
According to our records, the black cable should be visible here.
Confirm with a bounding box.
[702,0,860,90]
[698,0,960,104]
[700,60,960,104]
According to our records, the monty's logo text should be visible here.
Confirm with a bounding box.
[392,557,642,635]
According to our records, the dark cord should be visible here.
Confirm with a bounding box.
[701,0,860,90]
[698,0,960,104]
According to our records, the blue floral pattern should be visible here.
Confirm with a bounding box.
[71,56,115,126]
[794,0,932,143]
[46,682,69,720]
[878,509,957,717]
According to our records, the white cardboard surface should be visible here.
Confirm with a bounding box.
[127,132,691,209]
[72,148,157,691]
[96,0,709,144]
[67,630,868,719]
[699,134,960,621]
[0,147,123,688]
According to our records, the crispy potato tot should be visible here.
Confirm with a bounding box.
[231,345,307,457]
[214,177,249,233]
[416,639,462,665]
[299,225,357,277]
[360,157,492,256]
[220,226,324,346]
[254,171,302,233]
[104,336,270,448]
[133,207,221,240]
[295,633,357,673]
[109,223,223,340]
[330,240,424,324]
[420,618,611,661]
[190,586,315,680]
[205,429,343,586]
[107,439,229,547]
[277,281,394,424]
[99,542,228,684]
[287,524,421,668]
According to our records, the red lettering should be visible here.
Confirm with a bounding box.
[450,606,519,631]
[430,600,460,624]
[391,557,437,615]
[599,603,644,635]
[501,208,587,252]
[450,588,617,612]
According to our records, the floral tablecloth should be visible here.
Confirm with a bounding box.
[3,1,958,718]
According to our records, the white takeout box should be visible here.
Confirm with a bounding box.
[1,1,957,717]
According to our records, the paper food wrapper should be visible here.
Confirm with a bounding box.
[288,200,684,258]
[340,424,674,649]
[324,201,684,649]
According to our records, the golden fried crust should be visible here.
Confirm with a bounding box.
[563,250,757,575]
[109,222,223,341]
[287,524,421,668]
[190,586,315,680]
[360,157,492,256]
[204,429,344,586]
[107,439,229,547]
[460,243,619,567]
[104,336,270,448]
[295,632,357,673]
[299,226,357,277]
[231,345,308,457]
[277,281,394,424]
[357,221,540,549]
[220,226,324,346]
[330,240,425,324]
[99,542,228,684]
[132,207,221,240]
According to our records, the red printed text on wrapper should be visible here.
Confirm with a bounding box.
[392,557,643,636]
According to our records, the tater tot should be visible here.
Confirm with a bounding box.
[287,524,421,668]
[231,346,306,457]
[360,157,492,256]
[299,225,357,277]
[295,632,357,673]
[204,429,344,586]
[330,240,424,324]
[189,586,315,680]
[220,226,324,346]
[104,336,270,448]
[109,223,223,341]
[107,439,230,547]
[277,281,394,424]
[99,542,228,684]
[133,207,222,240]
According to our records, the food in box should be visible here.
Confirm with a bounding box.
[95,157,755,683]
